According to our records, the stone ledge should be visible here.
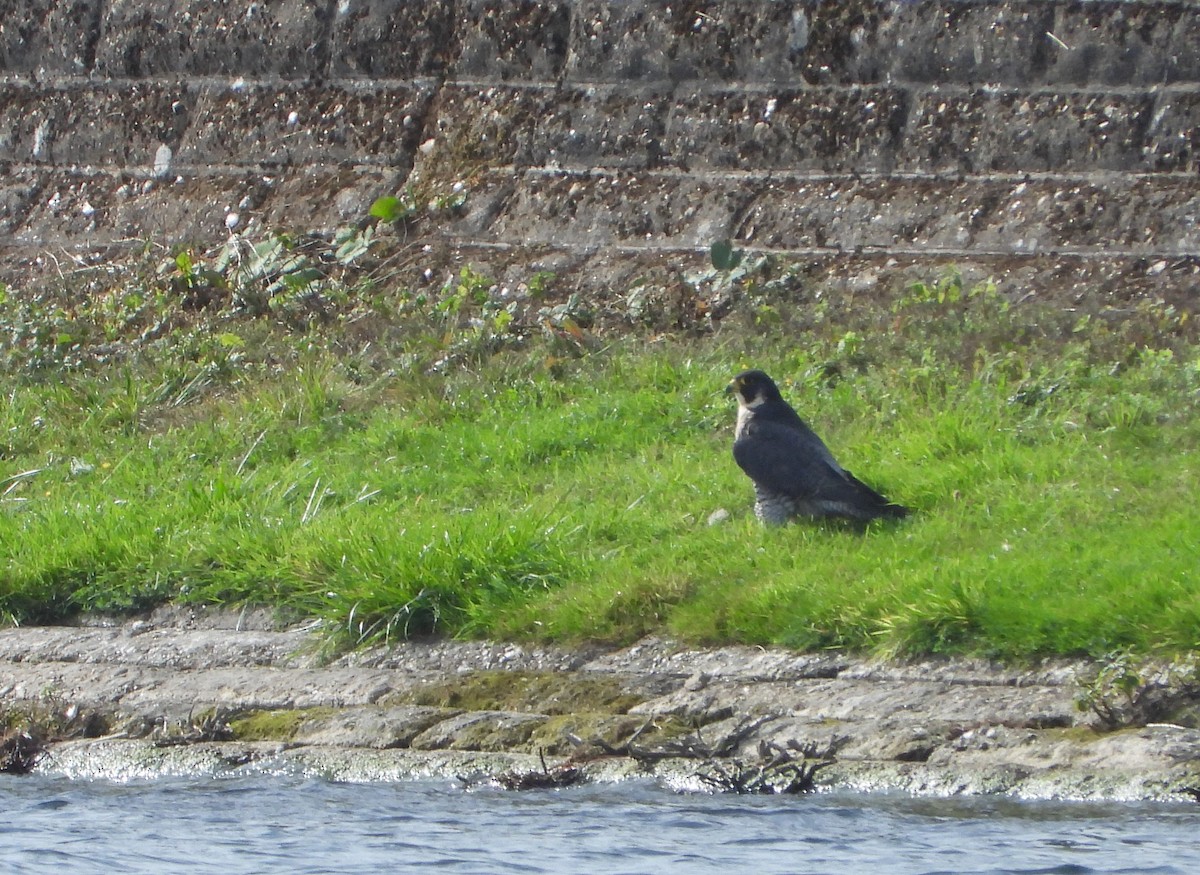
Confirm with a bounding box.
[5,611,1200,800]
[37,735,1200,800]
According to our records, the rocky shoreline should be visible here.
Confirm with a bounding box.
[3,607,1199,802]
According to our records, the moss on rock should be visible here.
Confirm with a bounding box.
[230,708,336,742]
[402,670,644,716]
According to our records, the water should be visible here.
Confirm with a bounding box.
[2,775,1196,875]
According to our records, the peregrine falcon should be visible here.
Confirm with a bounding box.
[727,369,909,525]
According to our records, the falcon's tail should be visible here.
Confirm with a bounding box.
[845,473,909,521]
[873,501,910,520]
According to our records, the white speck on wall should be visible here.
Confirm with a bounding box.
[32,119,50,159]
[789,10,809,54]
[153,143,173,178]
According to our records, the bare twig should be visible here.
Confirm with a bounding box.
[695,738,837,795]
[152,707,235,747]
[0,730,47,775]
[494,747,585,791]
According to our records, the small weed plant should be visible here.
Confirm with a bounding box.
[1076,650,1200,729]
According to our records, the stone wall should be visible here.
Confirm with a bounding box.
[1,0,1197,306]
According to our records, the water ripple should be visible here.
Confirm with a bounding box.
[2,776,1197,875]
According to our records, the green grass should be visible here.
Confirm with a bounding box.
[2,264,1199,660]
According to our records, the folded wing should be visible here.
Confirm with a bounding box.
[734,419,907,521]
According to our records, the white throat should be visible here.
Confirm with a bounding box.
[734,392,764,437]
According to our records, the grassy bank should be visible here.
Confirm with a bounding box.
[2,255,1198,659]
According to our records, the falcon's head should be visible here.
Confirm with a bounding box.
[726,369,784,408]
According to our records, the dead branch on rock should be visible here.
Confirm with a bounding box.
[695,739,837,795]
[637,715,778,762]
[0,696,110,774]
[1,729,47,775]
[493,748,585,791]
[570,717,659,759]
[1075,652,1200,730]
[152,707,236,747]
[575,715,780,765]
